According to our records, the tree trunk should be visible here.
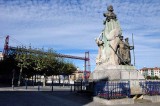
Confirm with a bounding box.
[63,75,65,87]
[56,75,58,82]
[12,69,15,88]
[32,75,34,86]
[51,75,54,91]
[18,66,23,86]
[34,74,37,85]
[43,74,46,87]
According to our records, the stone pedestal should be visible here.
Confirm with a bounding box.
[89,64,145,95]
[143,95,160,102]
[90,64,144,81]
[93,97,134,105]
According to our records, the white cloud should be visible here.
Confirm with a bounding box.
[0,0,160,70]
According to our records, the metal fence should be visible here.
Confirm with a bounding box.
[74,81,86,92]
[94,81,130,99]
[140,80,160,96]
[75,80,160,99]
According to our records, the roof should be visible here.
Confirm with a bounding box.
[140,67,160,71]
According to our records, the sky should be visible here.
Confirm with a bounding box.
[0,0,160,71]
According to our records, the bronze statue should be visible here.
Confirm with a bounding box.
[124,38,134,65]
[115,36,135,65]
[117,35,126,65]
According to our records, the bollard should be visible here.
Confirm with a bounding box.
[12,85,14,90]
[70,84,72,92]
[51,80,53,92]
[81,80,82,92]
[12,69,15,90]
[74,81,75,92]
[38,85,40,91]
[25,80,28,90]
[38,82,40,91]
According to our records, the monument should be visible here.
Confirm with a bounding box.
[91,5,144,94]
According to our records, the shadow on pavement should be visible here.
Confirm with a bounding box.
[0,86,94,106]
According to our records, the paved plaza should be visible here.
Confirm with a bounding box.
[0,86,160,106]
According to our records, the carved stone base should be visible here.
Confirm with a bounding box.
[89,64,145,95]
[90,64,144,81]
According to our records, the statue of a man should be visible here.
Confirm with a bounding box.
[95,32,104,65]
[124,38,134,65]
[103,5,117,24]
[117,35,126,65]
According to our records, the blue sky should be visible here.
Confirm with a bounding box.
[0,0,160,71]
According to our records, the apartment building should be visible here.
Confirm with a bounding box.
[139,67,160,78]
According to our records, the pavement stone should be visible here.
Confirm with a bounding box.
[0,86,160,106]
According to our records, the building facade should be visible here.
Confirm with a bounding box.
[0,52,3,60]
[139,67,160,78]
[70,70,90,81]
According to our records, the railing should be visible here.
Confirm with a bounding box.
[74,81,86,92]
[140,80,160,96]
[94,81,130,99]
[75,80,160,99]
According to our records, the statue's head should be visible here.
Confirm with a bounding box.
[125,38,129,42]
[104,5,117,22]
[120,35,123,40]
[107,5,114,12]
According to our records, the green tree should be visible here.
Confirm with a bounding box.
[0,56,17,85]
[9,46,77,86]
[63,62,76,83]
[55,58,65,84]
[45,49,57,76]
[146,76,151,80]
[154,76,159,80]
[15,47,31,86]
